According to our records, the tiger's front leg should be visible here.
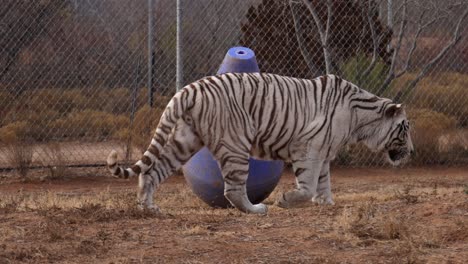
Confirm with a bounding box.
[221,156,268,214]
[312,161,334,205]
[276,159,324,208]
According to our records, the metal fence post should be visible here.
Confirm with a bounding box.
[148,0,155,107]
[176,0,183,91]
[387,0,393,53]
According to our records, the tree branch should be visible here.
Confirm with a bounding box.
[398,6,468,102]
[394,10,444,79]
[378,0,407,95]
[0,52,18,83]
[361,0,380,79]
[324,0,332,45]
[302,0,333,74]
[302,0,325,41]
[289,0,321,76]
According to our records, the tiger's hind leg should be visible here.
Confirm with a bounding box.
[137,173,158,211]
[137,119,202,211]
[276,159,324,208]
[217,152,267,214]
[312,161,334,205]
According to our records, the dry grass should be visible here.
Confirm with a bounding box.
[394,185,419,204]
[0,245,59,263]
[0,187,169,225]
[443,220,468,243]
[0,88,172,143]
[407,108,463,164]
[51,109,130,140]
[4,140,34,178]
[0,189,28,214]
[38,143,69,180]
[0,167,466,263]
[391,72,468,125]
[116,104,166,154]
[331,198,434,264]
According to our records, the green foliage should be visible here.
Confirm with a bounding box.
[341,53,389,96]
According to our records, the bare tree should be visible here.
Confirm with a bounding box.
[183,0,247,82]
[289,1,321,76]
[290,0,467,98]
[301,0,334,74]
[0,0,70,83]
[379,0,468,99]
[359,1,382,79]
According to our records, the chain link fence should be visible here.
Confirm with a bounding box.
[0,0,467,172]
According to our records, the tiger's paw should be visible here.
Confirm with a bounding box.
[312,195,335,205]
[252,203,268,215]
[137,201,161,213]
[276,194,291,209]
[142,206,161,216]
[146,205,161,213]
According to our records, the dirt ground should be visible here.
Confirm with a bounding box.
[0,166,467,263]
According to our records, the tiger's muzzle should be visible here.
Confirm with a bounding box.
[386,146,413,166]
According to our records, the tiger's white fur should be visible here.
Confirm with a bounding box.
[107,73,413,214]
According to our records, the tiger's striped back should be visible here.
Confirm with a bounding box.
[186,73,390,162]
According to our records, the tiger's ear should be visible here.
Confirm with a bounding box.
[385,104,403,118]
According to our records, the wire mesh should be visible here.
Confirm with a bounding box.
[0,0,467,170]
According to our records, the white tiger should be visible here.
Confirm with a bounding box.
[107,73,413,214]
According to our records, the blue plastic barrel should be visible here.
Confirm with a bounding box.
[182,47,284,208]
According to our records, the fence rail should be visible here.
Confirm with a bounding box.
[1,0,467,172]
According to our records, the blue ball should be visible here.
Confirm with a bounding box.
[182,46,284,208]
[217,47,260,74]
[183,148,284,208]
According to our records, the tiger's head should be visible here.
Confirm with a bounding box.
[383,104,414,165]
[358,103,414,166]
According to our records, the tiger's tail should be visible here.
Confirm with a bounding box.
[106,88,195,178]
